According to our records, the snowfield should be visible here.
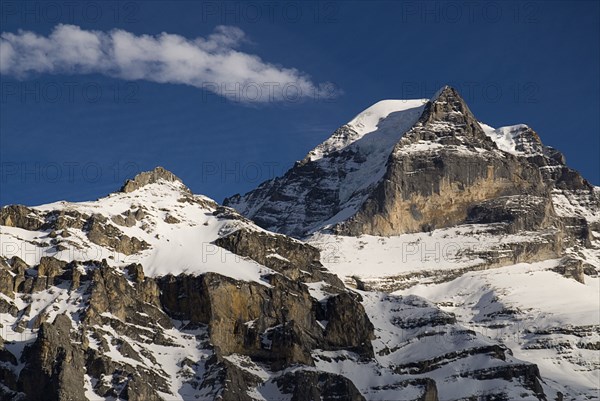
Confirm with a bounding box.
[1,181,275,285]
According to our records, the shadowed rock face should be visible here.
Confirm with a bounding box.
[322,292,375,358]
[158,271,374,370]
[275,370,366,401]
[17,314,86,401]
[4,264,377,400]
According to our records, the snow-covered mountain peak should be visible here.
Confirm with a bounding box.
[226,85,597,239]
[479,122,550,157]
[225,86,514,237]
[226,96,432,237]
[119,166,190,194]
[305,86,471,164]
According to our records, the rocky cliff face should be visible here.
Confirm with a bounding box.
[0,166,556,400]
[336,87,548,236]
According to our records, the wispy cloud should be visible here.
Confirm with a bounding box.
[0,24,338,103]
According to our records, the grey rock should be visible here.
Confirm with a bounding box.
[158,272,319,369]
[85,214,149,255]
[214,228,345,288]
[553,256,586,284]
[83,264,170,330]
[0,205,44,230]
[275,370,366,401]
[158,271,374,370]
[120,166,189,193]
[164,214,180,224]
[337,88,548,236]
[322,292,374,358]
[37,256,67,278]
[466,195,557,234]
[17,314,86,401]
[0,267,14,298]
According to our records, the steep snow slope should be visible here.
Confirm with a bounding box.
[310,221,599,400]
[403,258,600,400]
[307,99,428,161]
[225,99,428,237]
[479,123,546,156]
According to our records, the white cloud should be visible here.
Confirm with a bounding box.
[0,24,338,103]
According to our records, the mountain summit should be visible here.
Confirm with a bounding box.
[225,86,596,238]
[226,86,599,400]
[119,166,190,194]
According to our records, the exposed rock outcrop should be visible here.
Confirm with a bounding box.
[120,166,189,193]
[214,228,345,288]
[85,214,150,255]
[0,205,45,230]
[275,370,366,401]
[17,314,86,401]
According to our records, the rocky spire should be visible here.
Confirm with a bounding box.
[401,85,497,150]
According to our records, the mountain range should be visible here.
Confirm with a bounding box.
[0,86,598,401]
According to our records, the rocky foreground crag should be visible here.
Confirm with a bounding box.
[0,165,554,400]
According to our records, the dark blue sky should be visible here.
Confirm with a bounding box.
[1,1,598,206]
